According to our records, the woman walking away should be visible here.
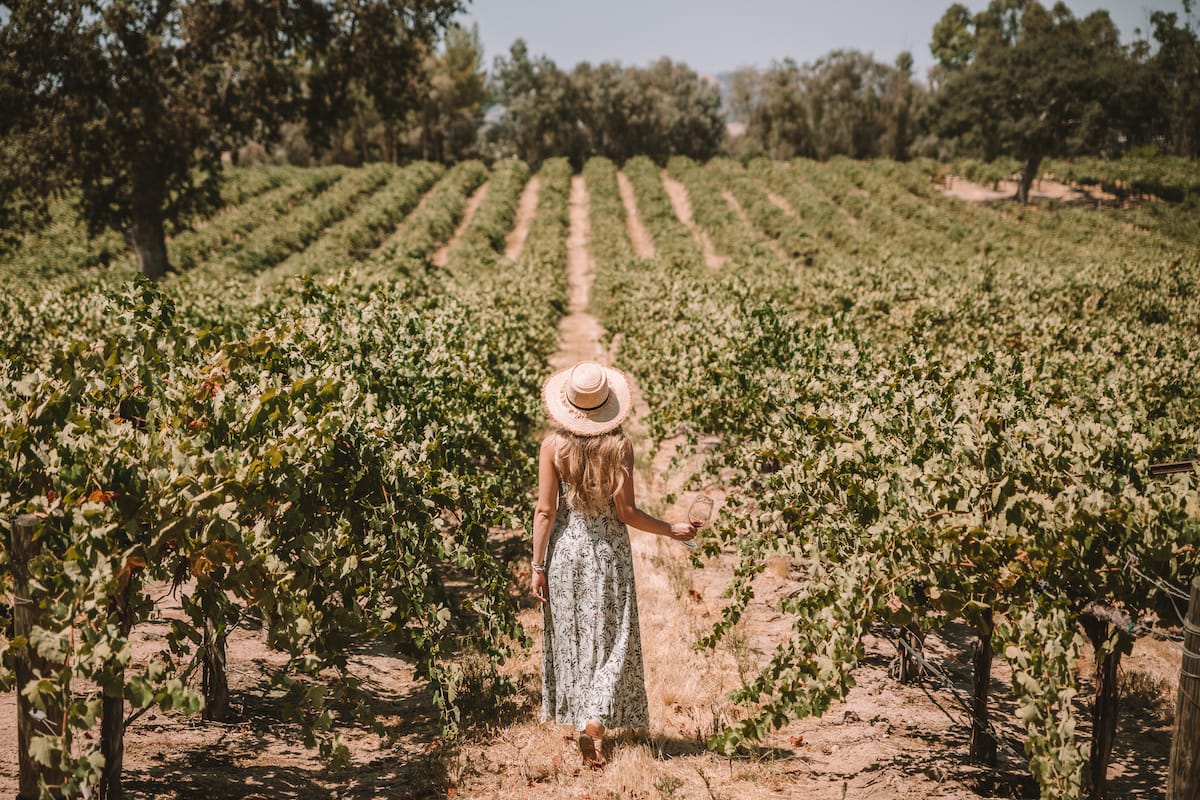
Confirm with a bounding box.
[531,361,696,768]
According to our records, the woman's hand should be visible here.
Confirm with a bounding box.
[532,570,549,604]
[667,522,696,543]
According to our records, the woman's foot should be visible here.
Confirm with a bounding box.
[578,720,607,768]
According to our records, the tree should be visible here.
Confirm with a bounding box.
[882,53,919,161]
[304,0,461,165]
[0,0,459,280]
[930,1,1135,203]
[806,50,891,159]
[725,51,924,162]
[486,40,585,167]
[1149,5,1200,158]
[486,43,724,167]
[740,60,814,159]
[626,58,725,162]
[412,24,488,163]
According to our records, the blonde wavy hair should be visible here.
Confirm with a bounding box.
[552,428,630,515]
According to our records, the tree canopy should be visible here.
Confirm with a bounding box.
[725,51,926,162]
[1148,4,1200,158]
[486,41,725,168]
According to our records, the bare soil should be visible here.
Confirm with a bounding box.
[765,189,801,223]
[550,175,605,369]
[504,176,541,261]
[660,170,726,269]
[431,182,489,267]
[616,171,657,260]
[940,176,1120,207]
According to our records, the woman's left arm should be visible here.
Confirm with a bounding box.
[613,439,695,543]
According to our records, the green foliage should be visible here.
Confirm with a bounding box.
[998,606,1088,799]
[1045,155,1200,203]
[1147,7,1200,158]
[3,149,1198,799]
[444,158,532,272]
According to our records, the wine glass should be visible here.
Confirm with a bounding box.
[685,495,714,549]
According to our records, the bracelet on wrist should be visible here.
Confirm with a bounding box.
[532,561,547,573]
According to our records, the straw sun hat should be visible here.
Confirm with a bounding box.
[542,361,632,436]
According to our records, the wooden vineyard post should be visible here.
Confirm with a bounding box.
[12,514,65,800]
[1167,575,1200,800]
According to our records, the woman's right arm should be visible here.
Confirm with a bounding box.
[613,439,695,543]
[530,435,558,603]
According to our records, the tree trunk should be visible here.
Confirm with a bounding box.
[130,166,169,280]
[1080,612,1124,800]
[383,118,397,164]
[357,113,369,164]
[893,104,910,162]
[202,616,229,722]
[99,581,136,800]
[421,106,432,162]
[969,609,997,765]
[1016,155,1042,204]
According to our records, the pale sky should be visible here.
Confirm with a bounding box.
[460,0,1183,81]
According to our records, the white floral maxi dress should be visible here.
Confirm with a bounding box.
[541,482,649,730]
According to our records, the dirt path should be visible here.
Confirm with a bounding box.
[615,171,657,259]
[455,161,759,800]
[431,181,489,267]
[549,176,605,369]
[765,188,802,223]
[660,170,725,269]
[723,189,787,261]
[504,175,541,261]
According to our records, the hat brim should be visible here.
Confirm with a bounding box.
[542,365,633,436]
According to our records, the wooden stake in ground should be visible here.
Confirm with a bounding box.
[1168,576,1200,800]
[12,514,65,800]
